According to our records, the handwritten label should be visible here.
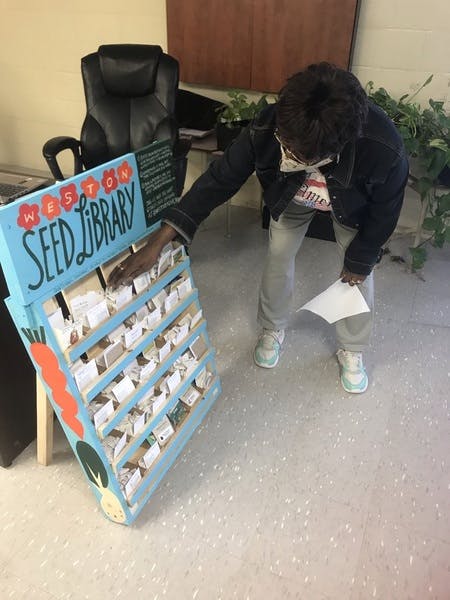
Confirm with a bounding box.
[166,370,182,394]
[181,387,201,407]
[111,375,135,403]
[73,359,98,392]
[140,442,160,469]
[132,412,147,437]
[140,359,156,381]
[113,431,127,460]
[133,272,151,294]
[123,323,143,349]
[177,278,192,300]
[93,399,114,429]
[125,468,142,499]
[190,309,203,329]
[135,142,176,227]
[158,340,171,363]
[152,416,174,445]
[164,291,178,313]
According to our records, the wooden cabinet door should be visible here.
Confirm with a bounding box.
[251,0,359,92]
[166,0,359,92]
[166,0,254,89]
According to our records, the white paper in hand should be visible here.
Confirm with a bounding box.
[296,279,370,324]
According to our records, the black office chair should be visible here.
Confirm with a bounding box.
[43,44,190,196]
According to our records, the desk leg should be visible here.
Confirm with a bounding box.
[36,374,53,466]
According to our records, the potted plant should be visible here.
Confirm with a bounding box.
[366,76,450,270]
[215,90,269,151]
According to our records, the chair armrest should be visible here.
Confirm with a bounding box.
[42,136,83,181]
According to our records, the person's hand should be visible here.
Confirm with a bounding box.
[108,224,177,289]
[340,268,367,286]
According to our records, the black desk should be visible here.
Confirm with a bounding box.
[0,165,53,467]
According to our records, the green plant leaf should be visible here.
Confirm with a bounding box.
[409,246,427,270]
[438,193,450,214]
[417,177,434,197]
[422,216,440,230]
[429,138,449,151]
[433,231,446,247]
[445,227,450,242]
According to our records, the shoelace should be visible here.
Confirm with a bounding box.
[260,330,282,347]
[341,351,362,371]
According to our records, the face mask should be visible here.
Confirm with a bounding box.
[279,145,334,172]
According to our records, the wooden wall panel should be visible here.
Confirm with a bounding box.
[251,0,359,92]
[167,0,253,89]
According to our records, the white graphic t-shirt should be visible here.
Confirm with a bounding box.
[293,169,331,212]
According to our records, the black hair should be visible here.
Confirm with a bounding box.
[276,62,368,160]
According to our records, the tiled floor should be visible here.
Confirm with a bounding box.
[1,205,449,600]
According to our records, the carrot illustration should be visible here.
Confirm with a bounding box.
[30,342,84,439]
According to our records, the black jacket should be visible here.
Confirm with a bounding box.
[162,102,409,275]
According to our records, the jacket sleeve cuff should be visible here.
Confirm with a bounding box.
[343,256,374,276]
[160,206,199,244]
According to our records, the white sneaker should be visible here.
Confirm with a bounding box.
[253,329,285,369]
[336,349,368,394]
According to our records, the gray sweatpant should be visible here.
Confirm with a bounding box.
[257,202,374,351]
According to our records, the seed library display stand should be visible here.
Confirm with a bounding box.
[0,141,221,524]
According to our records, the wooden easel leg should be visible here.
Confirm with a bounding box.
[36,374,53,466]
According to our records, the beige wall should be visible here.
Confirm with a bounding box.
[0,0,449,194]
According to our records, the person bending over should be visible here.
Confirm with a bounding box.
[109,62,408,394]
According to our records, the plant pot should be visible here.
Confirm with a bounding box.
[216,120,249,151]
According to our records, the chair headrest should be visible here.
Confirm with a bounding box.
[98,44,163,97]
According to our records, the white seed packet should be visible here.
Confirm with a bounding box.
[164,291,179,313]
[122,358,139,377]
[135,304,149,323]
[152,389,167,413]
[139,358,157,381]
[146,307,162,330]
[85,299,110,329]
[152,289,168,309]
[125,468,142,499]
[70,291,105,323]
[190,309,203,329]
[180,386,201,407]
[166,369,182,394]
[107,285,133,312]
[97,340,123,369]
[152,415,174,446]
[47,307,65,330]
[111,375,135,403]
[157,251,171,277]
[52,317,83,351]
[132,411,147,437]
[107,323,127,343]
[138,441,161,470]
[177,278,192,300]
[158,340,171,363]
[113,432,127,460]
[170,245,184,266]
[123,322,143,349]
[133,272,152,295]
[189,336,207,360]
[175,323,189,345]
[73,359,98,392]
[93,399,114,429]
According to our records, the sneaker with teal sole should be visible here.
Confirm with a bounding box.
[336,349,368,393]
[253,329,285,369]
